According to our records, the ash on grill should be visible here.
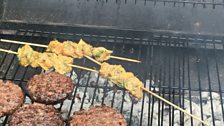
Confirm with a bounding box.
[0,71,224,126]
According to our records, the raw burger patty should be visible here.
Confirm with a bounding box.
[69,106,127,126]
[9,103,63,126]
[0,80,24,117]
[27,72,74,104]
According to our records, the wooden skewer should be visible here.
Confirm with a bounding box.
[69,64,98,73]
[110,55,141,63]
[0,48,18,55]
[0,39,48,48]
[0,39,141,63]
[0,40,209,125]
[0,48,98,73]
[84,55,102,65]
[141,87,210,126]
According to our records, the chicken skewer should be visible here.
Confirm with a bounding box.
[96,62,210,126]
[0,39,141,63]
[0,47,97,74]
[0,48,209,126]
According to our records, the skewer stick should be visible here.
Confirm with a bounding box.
[0,48,97,73]
[0,48,18,55]
[141,87,210,126]
[69,64,98,73]
[84,55,101,65]
[110,55,141,63]
[0,39,48,48]
[0,39,141,63]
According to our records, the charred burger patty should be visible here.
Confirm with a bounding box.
[27,72,74,104]
[9,103,63,126]
[0,80,24,117]
[69,106,127,126]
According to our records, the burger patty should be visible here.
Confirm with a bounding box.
[69,106,127,126]
[0,80,24,117]
[9,103,63,126]
[27,72,74,104]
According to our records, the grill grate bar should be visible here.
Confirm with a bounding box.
[147,40,154,126]
[171,39,178,126]
[177,38,185,125]
[66,63,86,124]
[90,73,101,106]
[160,39,169,126]
[150,38,161,126]
[101,80,109,105]
[79,71,92,110]
[186,41,194,126]
[195,43,205,126]
[150,48,156,125]
[139,40,151,126]
[204,43,216,126]
[213,41,224,121]
[168,37,172,126]
[157,39,163,126]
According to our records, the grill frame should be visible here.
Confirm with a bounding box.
[0,22,224,126]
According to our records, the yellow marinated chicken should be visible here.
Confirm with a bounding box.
[100,62,143,99]
[18,44,39,67]
[46,39,115,62]
[36,53,54,71]
[100,62,125,79]
[118,72,143,99]
[46,40,64,55]
[17,45,73,74]
[30,51,41,68]
[92,47,113,62]
[49,54,73,74]
[62,41,79,58]
[76,39,93,57]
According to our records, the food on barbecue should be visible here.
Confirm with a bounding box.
[17,44,73,74]
[69,106,127,126]
[18,44,40,67]
[92,47,113,62]
[63,40,79,58]
[30,52,40,68]
[35,53,53,70]
[46,39,113,62]
[0,80,24,117]
[27,72,74,104]
[77,39,93,57]
[47,40,79,58]
[100,62,143,99]
[9,103,63,126]
[35,53,73,74]
[46,40,64,55]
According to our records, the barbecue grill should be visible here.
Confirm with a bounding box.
[1,0,224,126]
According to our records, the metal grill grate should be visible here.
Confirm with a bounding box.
[0,23,224,126]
